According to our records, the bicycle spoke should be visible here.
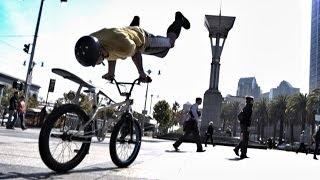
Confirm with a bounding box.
[48,112,87,164]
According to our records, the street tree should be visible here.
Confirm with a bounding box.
[287,93,307,131]
[306,89,320,135]
[252,98,268,141]
[153,100,172,134]
[268,100,278,140]
[275,95,288,144]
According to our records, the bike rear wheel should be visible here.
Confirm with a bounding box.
[109,114,141,167]
[39,104,92,172]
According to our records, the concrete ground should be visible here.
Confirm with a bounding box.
[0,126,319,180]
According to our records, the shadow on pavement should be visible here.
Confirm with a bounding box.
[226,157,244,161]
[0,166,120,179]
[165,150,188,153]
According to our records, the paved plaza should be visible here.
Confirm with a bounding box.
[0,126,319,180]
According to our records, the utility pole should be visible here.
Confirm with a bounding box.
[24,0,45,102]
[24,0,67,102]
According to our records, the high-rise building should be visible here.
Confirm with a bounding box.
[236,77,261,98]
[269,81,300,100]
[310,0,320,91]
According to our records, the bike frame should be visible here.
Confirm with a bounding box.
[72,78,140,138]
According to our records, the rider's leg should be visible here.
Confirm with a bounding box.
[166,11,190,47]
[141,12,190,58]
[102,60,116,80]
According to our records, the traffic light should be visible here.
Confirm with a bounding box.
[23,44,30,54]
[13,81,18,89]
[12,81,24,91]
[48,79,56,92]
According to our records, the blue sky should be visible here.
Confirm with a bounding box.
[0,0,312,113]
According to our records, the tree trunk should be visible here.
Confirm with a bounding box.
[301,112,305,132]
[310,113,315,136]
[261,119,265,141]
[279,118,284,144]
[290,121,294,144]
[222,118,226,132]
[257,120,261,140]
[273,121,277,141]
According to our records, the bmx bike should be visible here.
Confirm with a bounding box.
[38,68,142,172]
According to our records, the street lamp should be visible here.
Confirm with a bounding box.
[24,0,67,102]
[201,14,235,133]
[149,94,154,114]
[141,69,152,136]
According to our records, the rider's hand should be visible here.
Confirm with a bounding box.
[102,73,114,81]
[138,74,152,83]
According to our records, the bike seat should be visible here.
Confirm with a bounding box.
[52,68,95,89]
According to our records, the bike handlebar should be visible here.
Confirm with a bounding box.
[111,78,141,98]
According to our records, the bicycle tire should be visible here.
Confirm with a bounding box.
[109,114,141,167]
[39,104,92,172]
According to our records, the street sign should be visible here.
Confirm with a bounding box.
[315,114,320,122]
[48,79,56,92]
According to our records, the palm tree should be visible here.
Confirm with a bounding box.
[252,98,268,141]
[275,95,288,144]
[307,89,320,135]
[268,100,278,140]
[285,107,298,144]
[287,93,307,131]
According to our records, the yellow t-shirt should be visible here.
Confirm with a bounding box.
[90,26,147,61]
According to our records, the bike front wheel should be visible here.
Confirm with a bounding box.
[39,104,92,172]
[109,116,141,167]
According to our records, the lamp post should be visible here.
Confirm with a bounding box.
[24,0,67,102]
[149,94,154,114]
[201,14,235,133]
[141,69,152,136]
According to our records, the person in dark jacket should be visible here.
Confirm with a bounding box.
[233,96,254,159]
[205,121,214,147]
[173,97,205,152]
[6,91,18,129]
[313,126,320,160]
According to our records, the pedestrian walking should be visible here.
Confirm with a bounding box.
[17,96,27,130]
[75,12,190,83]
[6,91,18,129]
[312,126,320,160]
[233,96,254,159]
[173,97,205,152]
[296,130,308,155]
[204,121,214,147]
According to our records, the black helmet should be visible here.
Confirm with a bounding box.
[75,36,102,67]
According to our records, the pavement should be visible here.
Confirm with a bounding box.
[0,125,319,180]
